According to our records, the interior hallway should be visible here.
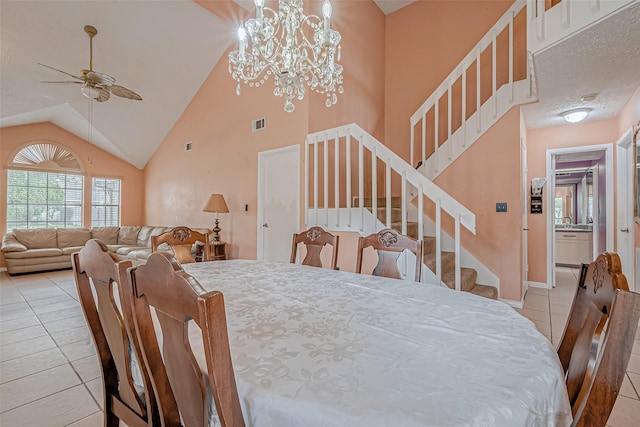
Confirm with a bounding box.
[0,267,638,426]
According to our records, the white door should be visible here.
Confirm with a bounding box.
[616,128,635,290]
[257,145,300,262]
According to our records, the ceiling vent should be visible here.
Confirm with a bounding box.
[252,117,266,132]
[184,141,193,152]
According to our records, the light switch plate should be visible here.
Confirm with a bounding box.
[496,203,507,212]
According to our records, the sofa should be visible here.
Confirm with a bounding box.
[1,226,211,275]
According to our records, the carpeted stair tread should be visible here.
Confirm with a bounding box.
[468,284,499,299]
[441,267,477,293]
[423,251,456,273]
[376,207,403,223]
[390,222,419,239]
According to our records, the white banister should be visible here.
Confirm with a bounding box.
[305,124,476,288]
[455,213,461,292]
[304,138,309,225]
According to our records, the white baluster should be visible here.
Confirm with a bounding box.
[334,135,340,227]
[436,197,442,285]
[447,80,452,161]
[305,137,309,226]
[346,129,352,227]
[358,136,364,232]
[324,134,329,227]
[314,136,319,225]
[386,161,391,228]
[410,120,415,169]
[401,171,407,235]
[455,213,461,292]
[421,112,426,165]
[372,146,377,231]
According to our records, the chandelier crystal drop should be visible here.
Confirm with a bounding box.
[229,0,343,112]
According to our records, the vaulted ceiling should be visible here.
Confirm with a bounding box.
[1,0,638,170]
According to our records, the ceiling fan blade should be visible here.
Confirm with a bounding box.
[95,87,111,102]
[41,81,83,84]
[110,85,142,101]
[38,63,84,81]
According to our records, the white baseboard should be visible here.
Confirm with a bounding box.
[528,281,550,289]
[500,298,524,309]
[0,267,7,272]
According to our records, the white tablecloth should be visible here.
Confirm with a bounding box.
[183,260,571,427]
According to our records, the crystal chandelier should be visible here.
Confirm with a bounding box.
[228,0,343,113]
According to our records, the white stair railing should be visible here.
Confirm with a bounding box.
[528,0,637,55]
[410,0,531,179]
[306,123,476,291]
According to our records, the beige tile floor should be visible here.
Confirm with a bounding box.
[0,267,638,426]
[516,266,640,427]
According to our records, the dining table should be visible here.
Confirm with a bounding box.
[181,259,572,427]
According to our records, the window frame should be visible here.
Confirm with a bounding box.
[91,177,122,228]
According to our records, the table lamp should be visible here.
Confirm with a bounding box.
[202,194,229,243]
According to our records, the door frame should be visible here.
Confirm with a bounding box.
[616,127,635,290]
[257,144,301,261]
[546,144,614,287]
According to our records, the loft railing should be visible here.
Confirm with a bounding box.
[409,0,529,178]
[305,123,475,290]
[528,0,637,54]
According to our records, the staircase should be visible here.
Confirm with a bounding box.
[357,196,497,299]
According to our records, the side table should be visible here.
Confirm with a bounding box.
[211,241,226,261]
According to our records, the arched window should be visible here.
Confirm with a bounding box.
[6,142,84,230]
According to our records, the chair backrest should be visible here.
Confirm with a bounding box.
[355,228,423,282]
[128,252,245,427]
[151,226,210,264]
[72,239,157,427]
[290,226,339,270]
[559,252,640,427]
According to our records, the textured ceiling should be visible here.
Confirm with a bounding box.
[522,1,640,129]
[373,0,416,15]
[0,0,231,169]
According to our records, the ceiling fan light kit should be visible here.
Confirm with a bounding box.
[39,25,142,103]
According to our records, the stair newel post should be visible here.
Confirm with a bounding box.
[371,146,377,232]
[358,135,364,232]
[401,171,407,236]
[314,136,319,226]
[305,137,309,226]
[421,111,426,165]
[462,66,467,148]
[476,47,481,134]
[418,184,424,244]
[346,129,352,228]
[455,213,462,292]
[509,10,514,104]
[434,93,439,174]
[536,0,545,42]
[324,134,329,228]
[436,197,442,285]
[410,120,415,168]
[385,161,392,228]
[447,80,452,161]
[492,28,497,119]
[334,134,340,228]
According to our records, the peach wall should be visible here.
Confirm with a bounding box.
[433,107,523,301]
[526,118,619,284]
[0,122,145,267]
[143,0,386,261]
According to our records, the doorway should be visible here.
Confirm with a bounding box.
[257,145,300,262]
[546,144,614,287]
[616,127,636,290]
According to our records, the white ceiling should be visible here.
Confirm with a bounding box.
[0,0,231,169]
[523,0,640,129]
[1,1,638,170]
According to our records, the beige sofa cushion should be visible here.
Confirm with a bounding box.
[118,226,141,245]
[13,228,57,249]
[3,248,63,259]
[1,233,27,252]
[61,246,85,255]
[57,228,91,248]
[91,227,120,245]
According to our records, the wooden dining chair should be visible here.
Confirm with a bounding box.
[151,226,210,264]
[72,239,159,427]
[557,252,640,427]
[128,252,245,427]
[290,226,339,270]
[355,228,423,282]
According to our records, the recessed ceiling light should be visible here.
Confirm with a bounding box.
[561,108,591,123]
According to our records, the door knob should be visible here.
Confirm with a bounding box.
[620,227,630,233]
[263,223,269,228]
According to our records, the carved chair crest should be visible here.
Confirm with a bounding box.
[172,227,191,242]
[307,228,322,241]
[377,230,398,247]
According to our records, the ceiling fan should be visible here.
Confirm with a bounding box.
[39,25,142,102]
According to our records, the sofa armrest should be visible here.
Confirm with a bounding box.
[1,233,28,253]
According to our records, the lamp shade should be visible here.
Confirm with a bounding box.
[203,194,229,213]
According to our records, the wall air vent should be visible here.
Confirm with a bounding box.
[252,117,266,132]
[184,141,193,152]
